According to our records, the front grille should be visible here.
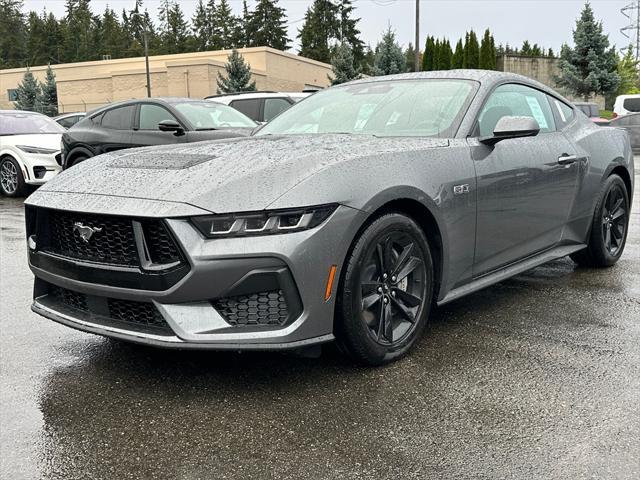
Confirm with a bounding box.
[40,209,183,269]
[108,298,168,330]
[213,290,290,326]
[48,285,171,334]
[47,210,139,266]
[50,285,87,311]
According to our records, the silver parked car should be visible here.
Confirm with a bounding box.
[25,71,634,365]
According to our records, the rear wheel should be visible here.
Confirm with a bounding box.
[0,156,27,197]
[336,213,434,366]
[67,154,88,169]
[571,174,630,267]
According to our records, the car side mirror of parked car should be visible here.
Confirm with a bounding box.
[480,116,540,146]
[158,120,185,136]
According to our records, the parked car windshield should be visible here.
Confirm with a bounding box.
[256,79,477,137]
[174,102,256,129]
[0,112,65,135]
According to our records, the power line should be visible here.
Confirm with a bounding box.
[621,0,640,62]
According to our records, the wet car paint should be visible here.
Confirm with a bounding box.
[1,162,638,479]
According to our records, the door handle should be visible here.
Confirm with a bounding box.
[557,154,577,165]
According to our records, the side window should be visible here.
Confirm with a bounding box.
[139,104,178,130]
[263,98,292,122]
[57,117,76,128]
[623,97,640,113]
[477,84,556,137]
[229,99,261,121]
[101,106,135,130]
[551,98,575,129]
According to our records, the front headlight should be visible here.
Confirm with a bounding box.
[191,204,338,238]
[16,145,58,155]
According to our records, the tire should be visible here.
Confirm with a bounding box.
[0,156,27,197]
[571,174,630,268]
[335,213,434,366]
[67,154,88,169]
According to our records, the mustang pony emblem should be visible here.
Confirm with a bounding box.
[73,222,102,243]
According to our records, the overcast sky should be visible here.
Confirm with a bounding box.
[23,0,633,54]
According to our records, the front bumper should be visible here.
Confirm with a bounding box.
[28,203,366,350]
[19,151,61,185]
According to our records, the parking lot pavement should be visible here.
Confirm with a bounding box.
[0,170,638,480]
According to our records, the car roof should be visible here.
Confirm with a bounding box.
[87,97,223,116]
[54,112,85,119]
[205,92,298,100]
[0,109,46,116]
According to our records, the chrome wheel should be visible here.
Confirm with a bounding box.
[0,160,18,194]
[601,184,627,256]
[359,232,428,346]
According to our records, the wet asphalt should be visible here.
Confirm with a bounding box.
[1,169,639,480]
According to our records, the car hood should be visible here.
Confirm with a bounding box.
[32,134,449,214]
[1,133,62,150]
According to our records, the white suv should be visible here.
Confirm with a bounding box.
[613,94,640,118]
[0,110,63,197]
[205,91,314,123]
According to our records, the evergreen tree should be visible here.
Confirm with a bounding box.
[63,0,98,62]
[14,68,41,111]
[361,44,375,75]
[556,2,619,100]
[158,1,190,54]
[298,0,339,63]
[404,42,417,72]
[246,0,289,50]
[422,35,435,71]
[452,38,464,68]
[463,30,479,68]
[100,7,125,59]
[215,0,239,49]
[373,26,405,76]
[26,10,46,65]
[615,45,639,95]
[547,48,555,57]
[432,38,441,70]
[329,42,360,85]
[479,29,496,70]
[520,40,532,56]
[336,1,365,70]
[39,64,58,116]
[216,49,256,93]
[438,39,452,70]
[531,43,542,56]
[1,0,28,67]
[236,0,252,48]
[192,0,209,51]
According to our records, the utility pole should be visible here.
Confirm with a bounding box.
[415,0,420,71]
[143,30,151,98]
[621,0,640,62]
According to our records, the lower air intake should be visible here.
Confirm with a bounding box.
[213,290,290,326]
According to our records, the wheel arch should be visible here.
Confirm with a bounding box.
[66,146,94,167]
[609,164,633,204]
[0,152,29,181]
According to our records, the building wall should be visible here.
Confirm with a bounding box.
[497,54,606,108]
[0,47,332,113]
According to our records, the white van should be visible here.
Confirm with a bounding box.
[613,94,640,117]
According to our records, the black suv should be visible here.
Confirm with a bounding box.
[61,98,256,169]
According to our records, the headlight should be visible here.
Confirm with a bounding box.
[16,145,58,155]
[191,204,338,238]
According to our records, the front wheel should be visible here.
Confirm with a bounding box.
[0,157,27,197]
[336,213,434,366]
[571,174,630,268]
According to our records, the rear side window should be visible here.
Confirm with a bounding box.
[139,104,178,130]
[623,97,640,112]
[101,105,135,130]
[229,99,261,121]
[478,83,556,137]
[552,99,575,128]
[264,98,292,122]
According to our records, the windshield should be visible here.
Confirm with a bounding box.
[0,112,65,135]
[174,102,256,129]
[257,79,477,137]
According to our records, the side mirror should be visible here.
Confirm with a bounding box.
[480,116,540,146]
[158,119,185,136]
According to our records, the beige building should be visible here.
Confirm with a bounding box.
[0,47,332,112]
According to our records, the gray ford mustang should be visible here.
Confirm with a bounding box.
[25,71,634,365]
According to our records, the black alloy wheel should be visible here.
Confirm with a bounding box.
[336,213,434,365]
[601,183,627,256]
[359,232,427,346]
